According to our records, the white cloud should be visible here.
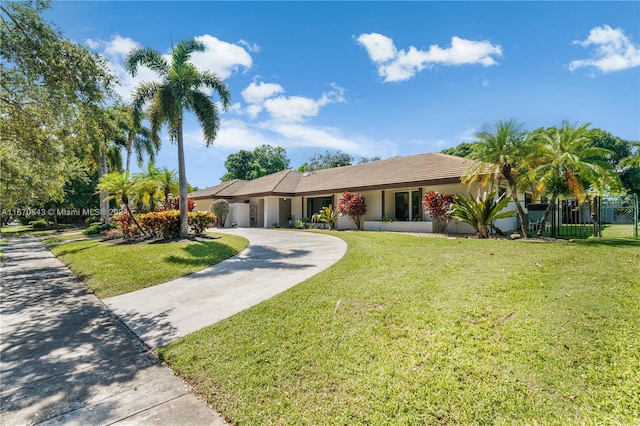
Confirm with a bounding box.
[239,81,345,122]
[238,39,260,53]
[569,25,640,73]
[482,79,490,87]
[355,33,397,62]
[85,33,253,100]
[356,33,503,82]
[191,34,253,79]
[241,81,285,104]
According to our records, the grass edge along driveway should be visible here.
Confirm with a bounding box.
[49,232,249,298]
[157,232,640,425]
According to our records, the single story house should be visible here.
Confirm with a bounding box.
[189,152,520,234]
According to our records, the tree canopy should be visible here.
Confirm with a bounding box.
[222,145,290,181]
[0,0,115,211]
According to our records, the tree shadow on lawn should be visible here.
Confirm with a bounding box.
[184,244,314,278]
[0,238,179,424]
[163,240,240,267]
[575,238,640,248]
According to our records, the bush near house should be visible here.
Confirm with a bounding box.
[189,212,216,236]
[210,199,230,228]
[337,191,367,230]
[422,190,455,233]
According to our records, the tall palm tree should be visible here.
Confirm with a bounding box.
[462,119,531,236]
[531,122,620,236]
[125,39,231,237]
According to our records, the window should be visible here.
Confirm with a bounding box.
[395,192,409,221]
[307,196,332,217]
[395,190,421,221]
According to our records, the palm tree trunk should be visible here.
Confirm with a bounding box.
[176,115,189,238]
[100,148,110,225]
[125,133,133,173]
[537,196,556,237]
[510,185,528,237]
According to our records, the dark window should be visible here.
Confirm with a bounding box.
[412,191,420,220]
[395,192,409,221]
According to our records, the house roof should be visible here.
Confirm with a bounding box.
[189,152,475,199]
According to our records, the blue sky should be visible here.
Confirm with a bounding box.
[46,1,640,189]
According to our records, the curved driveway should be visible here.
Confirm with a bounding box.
[104,229,347,349]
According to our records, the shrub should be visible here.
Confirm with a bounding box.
[138,211,181,239]
[337,191,367,230]
[29,220,48,229]
[210,199,230,228]
[102,228,122,240]
[112,210,140,239]
[189,212,216,236]
[422,190,456,233]
[312,204,340,231]
[84,216,98,225]
[450,191,516,238]
[84,223,112,236]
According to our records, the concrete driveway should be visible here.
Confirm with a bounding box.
[104,228,347,349]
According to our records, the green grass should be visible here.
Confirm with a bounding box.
[50,233,248,298]
[157,232,640,425]
[0,224,80,237]
[41,232,89,244]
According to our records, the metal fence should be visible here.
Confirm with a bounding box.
[598,194,639,239]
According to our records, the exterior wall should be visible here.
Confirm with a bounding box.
[227,203,250,227]
[193,198,214,212]
[291,196,303,222]
[264,196,280,228]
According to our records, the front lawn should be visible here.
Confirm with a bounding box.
[158,232,640,425]
[50,233,248,298]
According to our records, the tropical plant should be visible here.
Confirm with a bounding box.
[126,38,231,238]
[463,119,532,237]
[422,190,455,233]
[120,104,157,172]
[210,199,230,228]
[450,192,516,238]
[96,171,145,236]
[312,204,340,230]
[337,191,367,230]
[530,122,620,236]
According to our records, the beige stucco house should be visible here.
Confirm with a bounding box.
[189,152,519,234]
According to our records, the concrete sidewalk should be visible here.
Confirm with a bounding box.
[0,238,227,425]
[104,228,347,348]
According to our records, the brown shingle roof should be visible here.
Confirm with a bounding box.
[189,152,475,199]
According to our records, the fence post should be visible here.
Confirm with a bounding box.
[635,193,639,239]
[593,196,599,237]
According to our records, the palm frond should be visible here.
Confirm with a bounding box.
[125,47,169,78]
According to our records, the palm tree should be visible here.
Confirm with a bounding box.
[156,166,179,209]
[125,39,231,238]
[462,119,531,237]
[621,142,640,168]
[531,122,620,236]
[96,171,145,234]
[119,105,157,173]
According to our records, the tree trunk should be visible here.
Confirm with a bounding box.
[125,133,133,173]
[510,184,528,237]
[537,195,556,237]
[176,115,189,238]
[100,148,110,225]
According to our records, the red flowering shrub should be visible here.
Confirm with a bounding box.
[422,190,455,233]
[337,191,367,230]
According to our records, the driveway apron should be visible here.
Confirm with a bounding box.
[104,229,347,348]
[0,238,227,425]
